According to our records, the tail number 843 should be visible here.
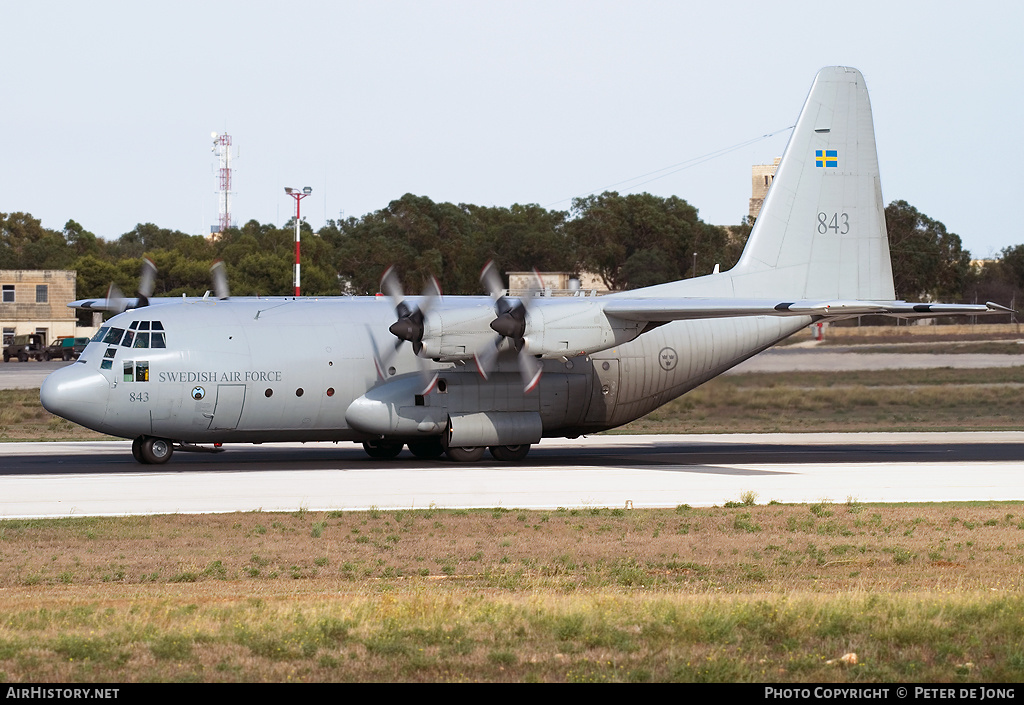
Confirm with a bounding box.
[817,212,850,234]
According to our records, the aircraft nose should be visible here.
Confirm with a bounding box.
[40,364,109,429]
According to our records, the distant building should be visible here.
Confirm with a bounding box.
[0,270,77,346]
[506,271,609,296]
[749,157,781,221]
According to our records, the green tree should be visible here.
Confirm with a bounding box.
[885,200,971,301]
[331,194,481,295]
[464,203,574,280]
[997,244,1024,291]
[0,212,71,269]
[566,192,728,291]
[63,220,104,259]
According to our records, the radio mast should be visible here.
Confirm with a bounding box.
[211,132,234,237]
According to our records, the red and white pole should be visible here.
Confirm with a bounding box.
[285,187,311,296]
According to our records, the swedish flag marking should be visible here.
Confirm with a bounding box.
[815,149,838,168]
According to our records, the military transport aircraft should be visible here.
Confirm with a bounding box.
[40,66,1008,464]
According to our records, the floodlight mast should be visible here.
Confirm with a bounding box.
[284,187,311,296]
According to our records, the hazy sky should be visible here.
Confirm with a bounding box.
[2,0,1021,259]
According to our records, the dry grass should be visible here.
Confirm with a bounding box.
[0,503,1023,682]
[1,503,1023,593]
[617,368,1024,434]
[0,390,114,442]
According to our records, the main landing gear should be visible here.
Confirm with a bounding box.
[132,436,174,464]
[361,439,531,462]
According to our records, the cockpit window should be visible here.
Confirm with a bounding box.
[92,327,109,343]
[102,327,125,345]
[114,321,165,348]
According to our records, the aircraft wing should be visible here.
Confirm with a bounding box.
[68,296,196,311]
[601,298,1013,322]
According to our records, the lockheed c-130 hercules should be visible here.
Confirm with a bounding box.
[41,67,1009,464]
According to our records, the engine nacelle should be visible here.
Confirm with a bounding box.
[417,302,498,361]
[416,298,645,362]
[521,300,643,358]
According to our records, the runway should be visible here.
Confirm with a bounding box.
[2,432,1023,518]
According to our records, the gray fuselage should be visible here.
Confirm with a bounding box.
[40,296,809,444]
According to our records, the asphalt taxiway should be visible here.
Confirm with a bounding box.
[2,433,1022,518]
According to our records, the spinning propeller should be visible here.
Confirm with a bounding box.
[210,260,230,300]
[104,257,158,313]
[377,266,442,394]
[475,261,543,393]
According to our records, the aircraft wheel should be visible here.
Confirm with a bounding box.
[362,440,403,459]
[139,437,173,465]
[489,444,531,462]
[131,436,145,463]
[444,445,485,462]
[408,438,445,459]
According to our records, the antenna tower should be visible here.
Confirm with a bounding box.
[211,132,233,235]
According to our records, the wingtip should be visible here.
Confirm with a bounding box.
[986,301,1016,314]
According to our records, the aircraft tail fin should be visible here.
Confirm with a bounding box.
[730,66,895,301]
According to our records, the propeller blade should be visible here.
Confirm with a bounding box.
[480,260,504,301]
[372,338,403,380]
[473,335,502,380]
[418,370,439,396]
[105,282,127,314]
[519,352,543,394]
[419,275,442,312]
[380,265,405,307]
[137,258,157,307]
[211,260,230,300]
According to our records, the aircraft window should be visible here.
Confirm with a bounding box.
[103,348,117,359]
[151,332,166,348]
[139,321,150,331]
[102,327,125,345]
[152,321,164,330]
[133,333,150,348]
[136,361,149,382]
[100,360,112,370]
[129,321,139,330]
[123,361,134,383]
[92,327,109,343]
[120,330,136,348]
